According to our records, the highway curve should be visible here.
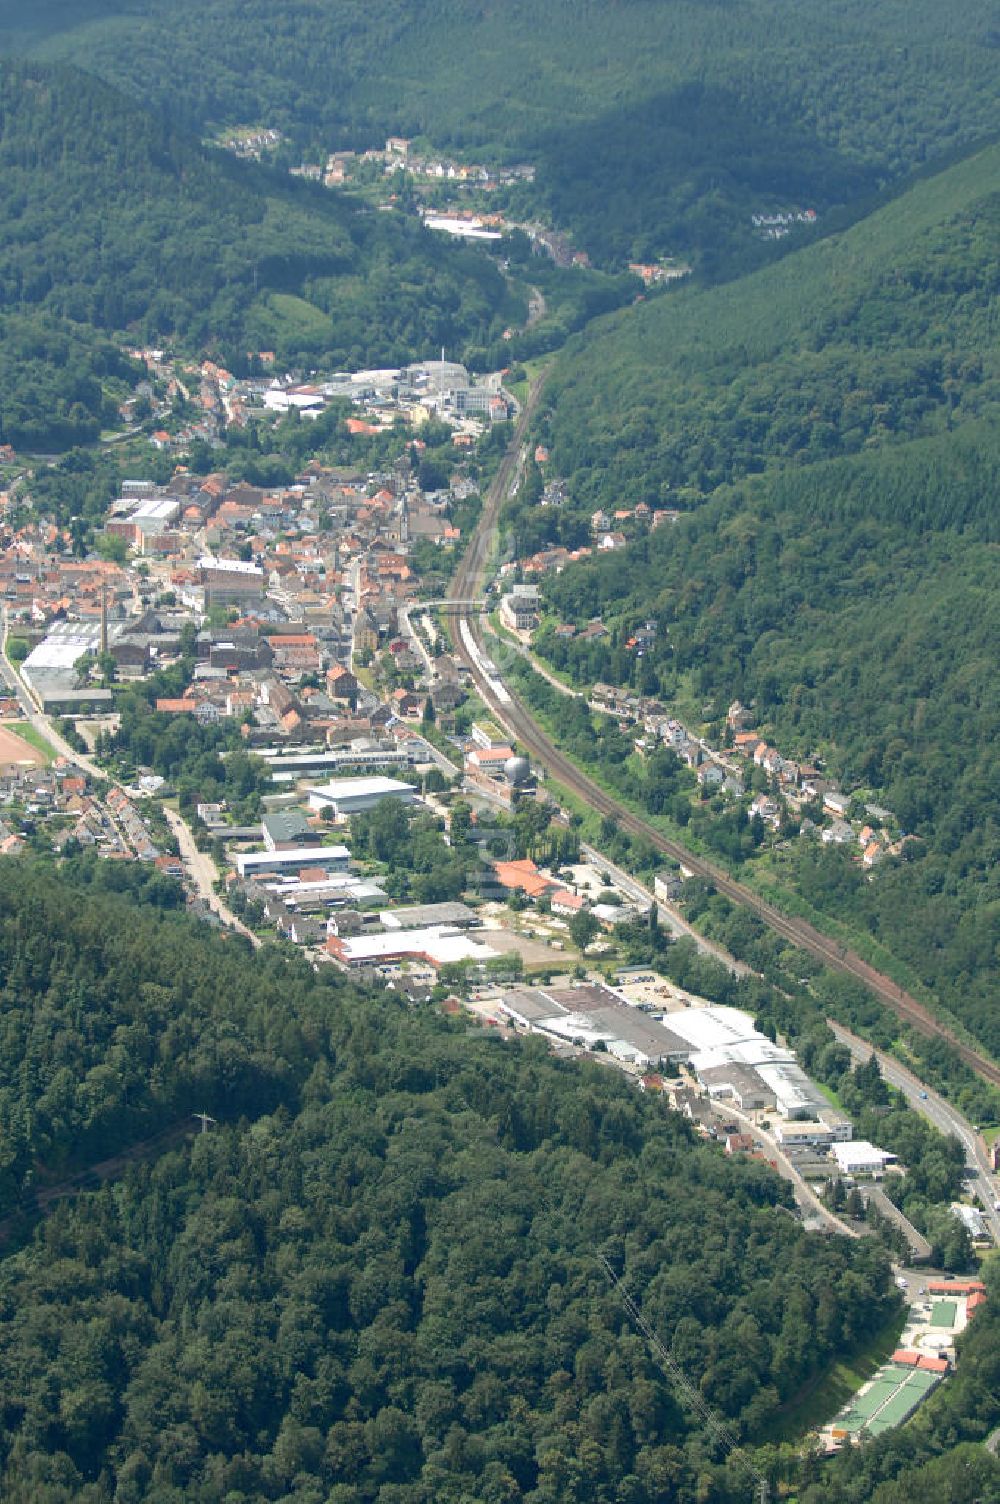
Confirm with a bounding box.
[447,390,1000,1093]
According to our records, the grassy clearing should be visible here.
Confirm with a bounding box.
[505,374,529,406]
[10,722,57,763]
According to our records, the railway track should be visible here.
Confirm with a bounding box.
[447,390,1000,1093]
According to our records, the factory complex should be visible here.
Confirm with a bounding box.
[498,982,853,1145]
[326,925,498,970]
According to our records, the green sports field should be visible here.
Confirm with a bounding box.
[839,1367,942,1436]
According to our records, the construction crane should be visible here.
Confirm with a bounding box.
[599,1254,771,1504]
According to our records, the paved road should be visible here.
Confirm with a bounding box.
[2,609,264,949]
[399,603,435,678]
[862,1184,933,1262]
[578,842,750,975]
[346,556,362,671]
[525,285,547,330]
[0,1119,196,1246]
[483,618,581,699]
[703,1095,860,1239]
[1,607,110,779]
[405,732,461,779]
[163,806,261,949]
[829,1021,1000,1244]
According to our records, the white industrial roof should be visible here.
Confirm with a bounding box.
[236,845,349,875]
[690,1039,795,1072]
[131,497,180,521]
[756,1061,824,1113]
[952,1203,987,1236]
[264,874,385,898]
[423,215,502,241]
[23,641,93,671]
[333,927,496,966]
[308,776,416,801]
[533,1013,610,1047]
[530,1011,660,1065]
[831,1141,896,1170]
[661,1005,760,1052]
[198,556,264,576]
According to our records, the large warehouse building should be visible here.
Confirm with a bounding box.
[497,986,852,1140]
[327,926,498,971]
[307,776,417,817]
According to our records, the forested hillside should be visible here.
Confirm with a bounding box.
[538,142,1000,516]
[0,59,517,414]
[0,314,138,451]
[519,144,1000,1057]
[0,858,901,1500]
[7,0,1000,271]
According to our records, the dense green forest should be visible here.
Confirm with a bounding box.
[510,144,1000,1060]
[0,857,915,1501]
[4,0,999,271]
[0,314,137,452]
[537,143,1000,516]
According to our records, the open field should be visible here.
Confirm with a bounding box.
[0,723,49,768]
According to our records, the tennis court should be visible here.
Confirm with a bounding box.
[930,1300,957,1328]
[839,1367,942,1436]
[840,1377,902,1433]
[866,1370,940,1434]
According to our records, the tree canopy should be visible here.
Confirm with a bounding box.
[0,856,905,1500]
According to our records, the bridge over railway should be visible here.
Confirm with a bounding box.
[418,598,487,612]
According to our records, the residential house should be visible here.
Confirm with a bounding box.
[390,688,423,719]
[327,666,359,705]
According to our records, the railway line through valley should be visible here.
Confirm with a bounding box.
[446,386,1000,1094]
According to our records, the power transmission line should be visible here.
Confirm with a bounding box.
[599,1253,770,1504]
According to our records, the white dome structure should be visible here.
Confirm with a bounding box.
[504,755,531,785]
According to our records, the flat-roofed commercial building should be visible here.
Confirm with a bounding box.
[327,926,497,970]
[831,1140,897,1175]
[198,556,265,606]
[264,744,416,782]
[380,903,480,930]
[497,983,691,1067]
[307,776,417,817]
[236,845,350,879]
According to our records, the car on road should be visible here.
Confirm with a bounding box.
[918,1090,928,1098]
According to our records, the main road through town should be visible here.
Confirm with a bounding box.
[447,378,1000,1095]
[828,1020,1000,1244]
